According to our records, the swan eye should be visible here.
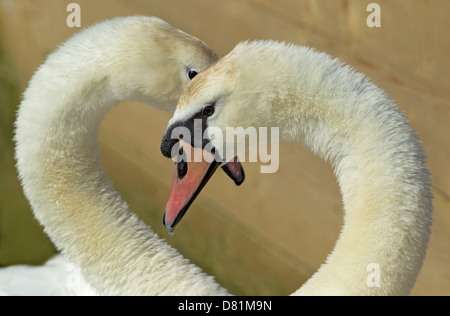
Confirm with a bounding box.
[187,69,198,80]
[202,105,215,117]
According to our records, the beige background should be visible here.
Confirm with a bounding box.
[0,0,449,295]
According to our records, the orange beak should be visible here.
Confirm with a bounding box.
[163,139,244,231]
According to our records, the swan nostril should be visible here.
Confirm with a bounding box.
[179,147,184,156]
[177,160,188,180]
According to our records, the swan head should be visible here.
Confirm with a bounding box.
[106,16,218,112]
[160,41,296,230]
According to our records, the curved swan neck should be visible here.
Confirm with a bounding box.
[15,17,227,295]
[291,107,432,295]
[270,46,433,295]
[177,41,433,295]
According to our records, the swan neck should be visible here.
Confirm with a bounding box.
[241,44,435,295]
[283,78,433,295]
[15,45,228,296]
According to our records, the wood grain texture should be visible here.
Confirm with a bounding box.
[1,0,448,295]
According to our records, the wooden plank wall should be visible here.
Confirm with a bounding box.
[1,0,448,295]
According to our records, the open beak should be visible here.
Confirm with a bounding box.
[163,139,245,231]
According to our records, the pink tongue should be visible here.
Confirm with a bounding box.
[222,156,245,186]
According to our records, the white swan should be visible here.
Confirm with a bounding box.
[14,16,233,296]
[160,41,433,295]
[0,255,96,296]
